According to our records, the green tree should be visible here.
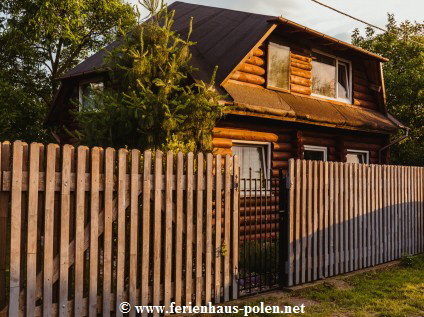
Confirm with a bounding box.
[0,0,137,142]
[352,15,424,166]
[73,0,226,153]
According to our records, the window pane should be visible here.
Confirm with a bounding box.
[268,43,290,90]
[80,82,104,110]
[304,150,325,161]
[312,52,336,98]
[338,62,350,100]
[233,145,265,180]
[346,152,367,164]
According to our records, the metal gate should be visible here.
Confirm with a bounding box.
[238,169,288,296]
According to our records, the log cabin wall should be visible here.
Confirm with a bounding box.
[213,115,389,176]
[231,45,267,88]
[229,37,383,111]
[290,51,312,96]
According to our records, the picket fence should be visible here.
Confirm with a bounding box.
[0,141,240,317]
[286,159,424,286]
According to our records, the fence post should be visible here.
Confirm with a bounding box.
[279,169,290,288]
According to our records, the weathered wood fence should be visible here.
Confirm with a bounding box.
[0,141,240,316]
[286,159,424,286]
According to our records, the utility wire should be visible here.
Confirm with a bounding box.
[310,0,424,47]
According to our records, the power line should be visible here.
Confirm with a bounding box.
[310,0,424,47]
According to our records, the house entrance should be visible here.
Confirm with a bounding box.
[238,169,288,296]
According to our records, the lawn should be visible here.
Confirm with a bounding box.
[207,254,424,317]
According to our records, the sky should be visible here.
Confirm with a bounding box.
[129,0,424,43]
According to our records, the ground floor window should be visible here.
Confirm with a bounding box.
[303,145,327,161]
[232,141,271,188]
[346,149,369,164]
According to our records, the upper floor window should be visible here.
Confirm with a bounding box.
[312,51,352,103]
[79,80,104,110]
[267,42,290,91]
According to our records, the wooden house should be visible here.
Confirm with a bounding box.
[46,1,405,181]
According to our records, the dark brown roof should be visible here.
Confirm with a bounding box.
[224,81,398,133]
[61,1,275,86]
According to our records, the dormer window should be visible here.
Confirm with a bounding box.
[79,80,104,110]
[312,51,352,103]
[267,42,290,91]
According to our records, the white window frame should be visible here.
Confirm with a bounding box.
[346,149,369,164]
[304,145,328,161]
[232,140,272,180]
[311,49,353,104]
[78,79,104,110]
[267,42,291,93]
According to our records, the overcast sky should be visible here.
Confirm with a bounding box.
[129,0,424,42]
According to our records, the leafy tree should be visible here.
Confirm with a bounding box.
[0,0,137,142]
[352,15,424,166]
[73,0,226,153]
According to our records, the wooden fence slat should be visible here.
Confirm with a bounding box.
[185,153,194,306]
[223,155,231,302]
[318,161,324,278]
[378,165,383,264]
[348,164,354,272]
[27,144,41,317]
[388,166,393,261]
[328,162,334,277]
[214,155,222,299]
[164,152,173,313]
[307,160,313,281]
[394,165,399,259]
[312,161,318,279]
[353,164,359,270]
[196,153,204,306]
[295,160,301,284]
[344,163,349,272]
[174,153,184,306]
[103,148,114,317]
[129,149,140,317]
[288,160,295,286]
[324,162,329,277]
[140,151,151,317]
[205,154,213,303]
[0,142,10,312]
[358,164,363,269]
[58,145,72,317]
[339,162,345,274]
[89,148,100,317]
[116,149,127,317]
[9,141,24,317]
[334,163,340,275]
[43,144,58,317]
[301,160,307,283]
[231,155,239,299]
[75,146,88,317]
[152,151,162,317]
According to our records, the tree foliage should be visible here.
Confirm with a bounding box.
[352,15,424,166]
[0,0,137,142]
[73,0,226,153]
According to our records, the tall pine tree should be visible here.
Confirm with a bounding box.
[74,0,226,153]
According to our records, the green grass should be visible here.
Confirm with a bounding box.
[208,254,424,317]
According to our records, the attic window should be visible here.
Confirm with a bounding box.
[267,42,290,91]
[311,51,352,103]
[79,80,104,110]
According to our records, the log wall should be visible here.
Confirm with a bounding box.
[213,117,388,175]
[229,41,382,110]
